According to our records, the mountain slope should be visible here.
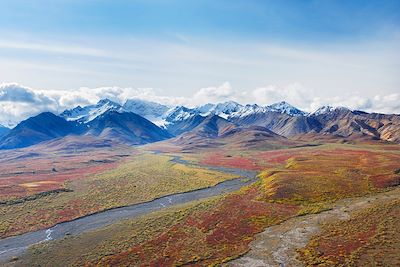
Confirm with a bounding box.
[172,115,237,149]
[199,101,243,119]
[165,114,206,136]
[267,101,306,116]
[309,108,400,143]
[123,99,170,125]
[86,111,172,145]
[0,112,83,150]
[229,106,400,143]
[0,124,9,139]
[218,126,301,149]
[229,111,315,136]
[188,115,236,138]
[196,101,305,119]
[169,118,303,151]
[60,99,123,123]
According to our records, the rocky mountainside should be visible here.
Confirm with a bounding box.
[0,112,84,149]
[86,111,172,145]
[123,99,170,126]
[60,99,123,123]
[311,108,400,143]
[0,109,172,149]
[2,98,399,150]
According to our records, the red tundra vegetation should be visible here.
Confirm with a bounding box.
[298,198,400,266]
[91,145,400,266]
[94,186,299,266]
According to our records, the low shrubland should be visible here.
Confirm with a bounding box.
[0,153,235,238]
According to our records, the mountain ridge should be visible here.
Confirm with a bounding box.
[1,99,399,150]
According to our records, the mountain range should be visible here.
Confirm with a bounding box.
[0,124,10,139]
[0,98,399,150]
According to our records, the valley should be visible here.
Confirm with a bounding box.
[2,1,398,266]
[0,100,399,266]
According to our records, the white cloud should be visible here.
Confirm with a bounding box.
[0,40,107,57]
[0,83,54,104]
[0,34,398,99]
[0,82,399,128]
[250,83,313,109]
[191,82,235,105]
[0,83,59,127]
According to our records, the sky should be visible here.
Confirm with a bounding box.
[0,0,399,126]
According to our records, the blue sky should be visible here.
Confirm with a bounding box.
[0,0,399,125]
[1,0,399,41]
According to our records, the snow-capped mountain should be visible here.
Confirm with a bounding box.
[164,106,198,122]
[60,98,307,127]
[123,99,170,126]
[60,99,123,123]
[2,97,400,150]
[195,101,305,119]
[227,104,268,118]
[266,101,306,116]
[196,103,215,114]
[311,106,350,116]
[164,101,246,122]
[201,101,243,119]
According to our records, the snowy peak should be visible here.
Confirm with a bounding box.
[60,98,355,128]
[60,99,123,123]
[311,106,350,116]
[214,101,305,118]
[266,101,306,116]
[201,101,305,118]
[60,98,308,127]
[96,99,120,107]
[228,104,267,118]
[165,101,305,122]
[197,103,215,114]
[123,99,170,125]
[198,101,243,119]
[211,101,243,118]
[164,106,198,122]
[311,106,335,116]
[213,101,242,113]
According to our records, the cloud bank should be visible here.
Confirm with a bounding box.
[0,82,399,128]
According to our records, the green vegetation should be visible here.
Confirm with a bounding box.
[0,153,236,238]
[24,197,222,267]
[6,143,400,266]
[0,188,73,205]
[297,197,400,266]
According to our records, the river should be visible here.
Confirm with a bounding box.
[0,155,258,263]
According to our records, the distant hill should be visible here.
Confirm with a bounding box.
[218,125,297,149]
[189,115,236,138]
[165,113,206,136]
[230,111,323,137]
[0,110,172,149]
[171,117,302,151]
[0,112,83,150]
[86,111,172,145]
[171,115,236,150]
[310,107,400,143]
[230,106,400,143]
